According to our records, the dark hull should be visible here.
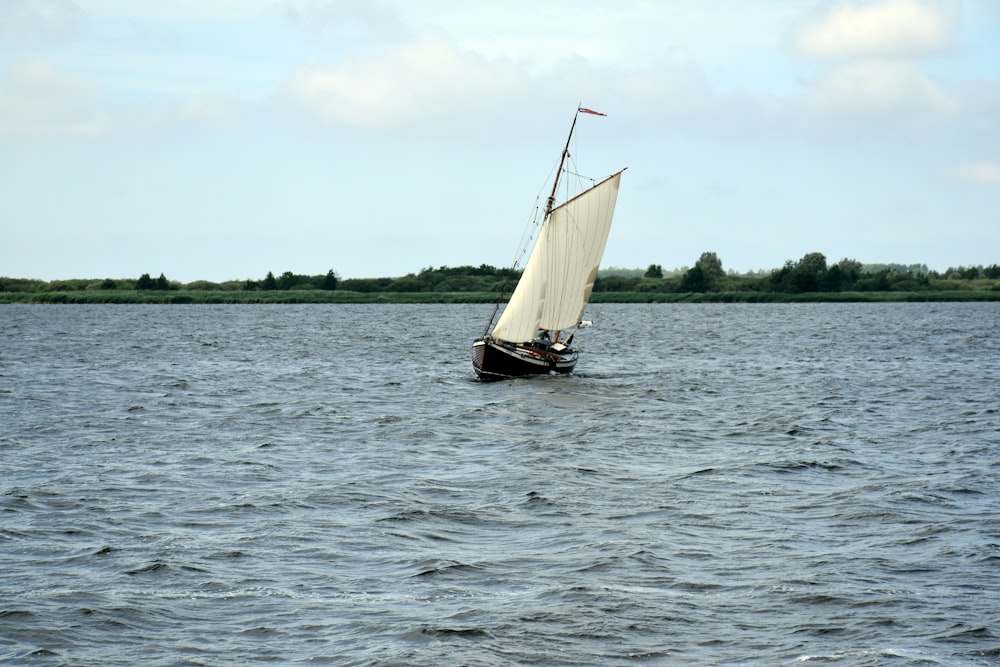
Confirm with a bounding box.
[472,338,578,381]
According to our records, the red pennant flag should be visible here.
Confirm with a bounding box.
[578,107,607,116]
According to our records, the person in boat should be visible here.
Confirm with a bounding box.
[532,329,553,351]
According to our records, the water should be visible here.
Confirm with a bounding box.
[1,303,998,666]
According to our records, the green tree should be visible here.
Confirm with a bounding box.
[836,258,862,284]
[387,275,426,292]
[793,252,827,292]
[695,252,724,282]
[593,275,641,291]
[136,273,172,290]
[822,258,861,291]
[678,265,709,292]
[952,265,982,280]
[262,271,278,290]
[770,252,827,292]
[676,252,724,292]
[644,263,663,279]
[856,270,891,291]
[339,278,375,292]
[321,269,339,290]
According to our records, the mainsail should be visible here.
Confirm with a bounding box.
[490,170,623,344]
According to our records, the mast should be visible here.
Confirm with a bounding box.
[545,108,581,219]
[481,108,580,338]
[482,106,607,339]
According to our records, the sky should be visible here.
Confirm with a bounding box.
[1,0,998,282]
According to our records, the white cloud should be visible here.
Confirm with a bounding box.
[950,161,1000,186]
[281,0,406,41]
[120,94,245,133]
[0,56,246,138]
[0,57,108,137]
[76,0,277,23]
[785,1,965,133]
[798,59,957,125]
[0,0,87,42]
[793,0,955,59]
[178,95,242,128]
[281,36,526,130]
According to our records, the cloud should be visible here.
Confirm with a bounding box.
[949,161,1000,186]
[121,94,245,133]
[797,59,957,126]
[785,1,963,133]
[281,35,526,130]
[0,0,86,42]
[177,95,242,128]
[281,0,406,41]
[277,22,779,139]
[0,57,245,138]
[0,56,108,137]
[792,0,955,59]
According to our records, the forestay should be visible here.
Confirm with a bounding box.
[490,170,623,344]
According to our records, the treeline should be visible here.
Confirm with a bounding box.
[2,254,999,299]
[0,265,518,295]
[0,270,342,294]
[592,252,1000,295]
[336,265,520,293]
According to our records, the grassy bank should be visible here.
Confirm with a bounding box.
[0,290,500,304]
[588,290,1000,303]
[2,290,999,304]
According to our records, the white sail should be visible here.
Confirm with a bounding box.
[490,170,623,344]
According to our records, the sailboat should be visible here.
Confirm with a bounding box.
[472,106,625,380]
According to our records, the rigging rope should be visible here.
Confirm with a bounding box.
[480,116,601,337]
[480,160,561,337]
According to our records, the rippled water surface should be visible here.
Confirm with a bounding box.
[2,303,998,665]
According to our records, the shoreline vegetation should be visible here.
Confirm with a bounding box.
[3,252,998,304]
[2,291,998,305]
